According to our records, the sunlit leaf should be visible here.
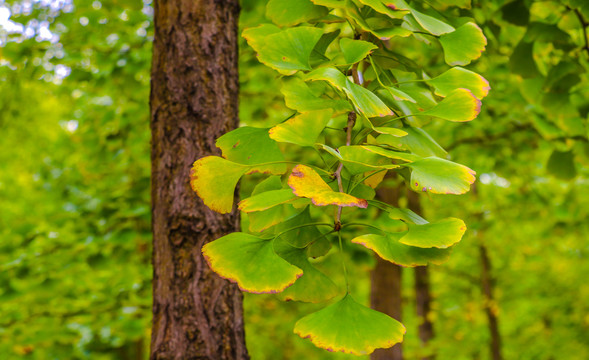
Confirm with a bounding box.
[405,157,476,194]
[306,68,393,117]
[427,67,490,99]
[439,22,487,66]
[269,109,333,147]
[242,24,281,52]
[190,156,248,214]
[274,237,340,302]
[245,26,324,73]
[384,86,417,103]
[352,232,451,266]
[294,294,405,355]
[266,0,328,26]
[338,145,399,175]
[394,127,447,157]
[410,9,455,35]
[421,88,481,122]
[357,0,410,18]
[281,78,351,113]
[400,218,467,248]
[238,189,297,213]
[388,207,428,225]
[216,126,286,174]
[202,233,303,293]
[361,145,422,162]
[288,165,368,208]
[339,38,378,65]
[248,177,301,232]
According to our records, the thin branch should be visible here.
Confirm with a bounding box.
[574,8,589,56]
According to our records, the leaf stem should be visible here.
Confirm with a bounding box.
[334,112,357,228]
[341,222,388,234]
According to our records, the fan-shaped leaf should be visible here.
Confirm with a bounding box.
[361,145,422,162]
[410,9,454,35]
[400,218,467,248]
[269,109,332,147]
[190,156,248,214]
[238,189,297,213]
[216,126,286,174]
[294,294,406,355]
[340,38,378,64]
[421,88,481,122]
[248,177,301,232]
[202,233,303,293]
[440,22,487,66]
[405,157,476,194]
[427,67,490,99]
[281,78,351,112]
[266,0,328,26]
[288,165,368,208]
[352,232,451,266]
[274,237,340,302]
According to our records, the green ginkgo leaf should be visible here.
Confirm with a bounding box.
[274,237,340,302]
[395,127,447,157]
[248,177,301,232]
[238,189,297,213]
[357,0,409,18]
[281,78,351,113]
[427,67,490,99]
[269,109,333,147]
[245,26,324,73]
[288,165,368,208]
[340,38,378,65]
[338,146,399,175]
[352,232,451,266]
[384,86,417,103]
[190,156,248,214]
[347,7,412,39]
[202,233,303,293]
[410,8,455,35]
[294,294,406,355]
[420,88,481,122]
[266,0,328,26]
[440,22,487,66]
[405,157,476,194]
[388,207,428,225]
[275,206,323,248]
[361,145,422,162]
[400,218,467,248]
[216,126,286,174]
[306,68,393,117]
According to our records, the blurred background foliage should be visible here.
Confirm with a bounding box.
[1,0,588,359]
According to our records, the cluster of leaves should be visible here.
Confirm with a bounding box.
[191,0,490,355]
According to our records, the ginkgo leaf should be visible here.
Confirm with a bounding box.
[269,109,332,147]
[338,146,399,175]
[394,127,447,157]
[288,165,368,208]
[202,233,303,293]
[352,232,451,266]
[388,207,428,225]
[440,22,487,66]
[427,67,490,99]
[238,189,297,213]
[274,237,340,302]
[190,156,248,214]
[384,86,417,103]
[294,294,406,355]
[306,68,393,117]
[216,126,286,174]
[248,177,301,232]
[245,26,324,73]
[347,7,412,39]
[281,78,351,113]
[266,0,328,27]
[405,157,476,194]
[420,88,481,122]
[400,218,467,248]
[410,8,455,35]
[340,38,378,64]
[361,145,422,162]
[275,206,324,248]
[357,0,410,18]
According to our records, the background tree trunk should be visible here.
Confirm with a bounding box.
[149,1,248,359]
[371,178,404,360]
[407,190,435,360]
[480,243,503,360]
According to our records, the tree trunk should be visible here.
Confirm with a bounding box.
[371,178,403,360]
[149,1,248,359]
[480,243,503,360]
[407,190,435,360]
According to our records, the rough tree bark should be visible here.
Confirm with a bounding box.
[371,177,404,360]
[150,1,249,359]
[407,190,435,360]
